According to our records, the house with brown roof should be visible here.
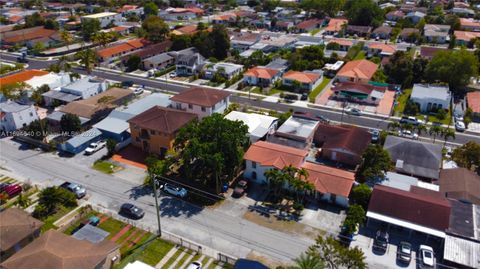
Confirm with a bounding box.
[366,43,397,57]
[282,70,322,91]
[0,229,120,269]
[336,59,378,83]
[97,38,150,63]
[0,208,43,262]
[294,19,323,33]
[454,30,480,46]
[128,106,197,156]
[371,26,393,40]
[324,18,348,35]
[398,28,421,43]
[439,168,480,204]
[367,185,451,239]
[386,10,405,21]
[170,87,230,119]
[243,66,281,87]
[314,124,371,167]
[327,38,353,51]
[419,46,448,60]
[243,141,354,207]
[345,25,372,37]
[459,18,480,31]
[467,91,480,122]
[331,82,388,105]
[0,26,60,48]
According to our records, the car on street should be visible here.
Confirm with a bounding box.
[84,140,106,155]
[119,203,145,219]
[419,245,435,269]
[454,112,463,122]
[3,184,22,198]
[300,93,308,101]
[398,130,419,140]
[397,241,412,264]
[370,129,380,143]
[161,183,187,198]
[186,261,202,269]
[455,121,466,132]
[345,107,362,116]
[121,80,134,88]
[232,179,248,198]
[60,181,87,199]
[17,57,28,63]
[399,116,421,125]
[373,230,389,253]
[133,87,144,95]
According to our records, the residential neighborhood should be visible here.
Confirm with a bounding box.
[1,0,480,269]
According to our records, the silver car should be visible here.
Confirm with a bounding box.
[161,183,187,198]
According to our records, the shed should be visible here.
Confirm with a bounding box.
[72,224,110,244]
[58,128,102,154]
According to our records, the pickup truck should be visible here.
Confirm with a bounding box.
[60,182,86,199]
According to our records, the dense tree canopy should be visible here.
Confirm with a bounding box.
[344,0,384,27]
[142,16,169,43]
[384,51,414,88]
[307,236,367,269]
[33,187,77,219]
[451,141,480,171]
[355,145,393,182]
[81,18,101,41]
[350,183,372,210]
[300,0,345,17]
[60,113,81,134]
[289,45,325,71]
[174,114,249,193]
[143,2,159,17]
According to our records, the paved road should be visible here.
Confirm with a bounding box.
[0,138,313,264]
[1,52,479,145]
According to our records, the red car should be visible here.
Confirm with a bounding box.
[232,180,248,198]
[4,184,22,198]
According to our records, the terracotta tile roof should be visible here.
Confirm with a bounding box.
[128,106,197,133]
[282,70,321,84]
[296,19,323,30]
[467,91,480,113]
[302,162,354,197]
[1,26,57,43]
[325,18,348,32]
[121,40,172,60]
[244,141,308,169]
[0,69,49,86]
[314,124,371,156]
[329,38,353,46]
[368,185,451,231]
[454,30,480,42]
[244,67,279,79]
[213,14,237,21]
[97,38,149,58]
[8,15,23,23]
[367,42,397,54]
[117,5,138,12]
[170,87,231,107]
[419,46,448,59]
[171,24,198,35]
[439,168,480,204]
[332,81,387,95]
[337,59,378,80]
[0,230,119,269]
[460,18,480,28]
[0,208,43,252]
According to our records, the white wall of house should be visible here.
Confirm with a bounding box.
[411,96,451,113]
[0,106,38,132]
[82,13,123,28]
[244,160,271,184]
[172,97,229,119]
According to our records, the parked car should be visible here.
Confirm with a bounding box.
[17,57,28,63]
[455,121,466,132]
[373,230,389,253]
[397,241,412,264]
[186,261,202,269]
[84,140,106,155]
[169,72,177,78]
[119,203,145,219]
[345,107,362,116]
[419,245,435,269]
[60,182,87,199]
[232,179,248,198]
[4,184,22,198]
[399,116,420,125]
[398,130,419,140]
[454,112,463,122]
[161,183,187,198]
[133,87,144,95]
[300,93,308,101]
[370,129,380,143]
[121,80,134,88]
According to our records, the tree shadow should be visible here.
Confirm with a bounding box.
[159,196,202,218]
[128,185,152,200]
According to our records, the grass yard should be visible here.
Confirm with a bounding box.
[249,87,262,95]
[98,218,128,239]
[309,78,332,103]
[427,110,452,125]
[93,160,119,174]
[267,88,285,96]
[161,247,184,269]
[353,51,366,60]
[393,88,412,115]
[40,206,76,232]
[310,28,321,36]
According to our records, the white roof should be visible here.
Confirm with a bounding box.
[124,261,156,269]
[444,234,480,268]
[82,12,118,19]
[411,84,451,101]
[25,72,71,89]
[366,211,446,238]
[276,116,319,140]
[225,111,277,140]
[93,117,130,134]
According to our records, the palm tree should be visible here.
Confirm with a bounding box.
[442,127,456,146]
[56,55,71,72]
[60,30,74,51]
[291,253,325,269]
[75,48,97,74]
[265,169,286,198]
[429,125,443,143]
[387,121,400,132]
[92,32,115,47]
[414,124,428,136]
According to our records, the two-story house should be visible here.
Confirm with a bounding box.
[0,100,39,133]
[170,87,231,119]
[174,48,206,76]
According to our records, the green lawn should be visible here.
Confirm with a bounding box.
[309,78,332,102]
[268,88,285,96]
[393,88,412,115]
[161,247,184,269]
[249,87,262,94]
[98,218,128,239]
[40,206,77,232]
[93,160,118,174]
[353,51,366,60]
[427,110,452,125]
[310,28,321,36]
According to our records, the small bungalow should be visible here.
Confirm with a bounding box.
[371,26,393,40]
[345,25,372,37]
[282,70,322,91]
[410,84,451,113]
[336,59,378,84]
[467,91,480,122]
[243,66,281,87]
[323,18,348,35]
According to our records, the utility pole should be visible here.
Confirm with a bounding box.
[151,175,162,237]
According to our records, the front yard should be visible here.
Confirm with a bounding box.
[393,88,411,115]
[309,78,332,102]
[93,160,121,174]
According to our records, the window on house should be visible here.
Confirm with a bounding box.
[201,106,206,112]
[150,130,155,135]
[252,161,257,169]
[176,103,182,109]
[188,104,193,109]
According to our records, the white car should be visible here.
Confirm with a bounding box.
[398,130,419,140]
[345,107,362,116]
[186,261,202,269]
[133,87,144,95]
[84,140,106,155]
[419,245,435,269]
[455,121,466,132]
[161,183,187,198]
[169,72,177,78]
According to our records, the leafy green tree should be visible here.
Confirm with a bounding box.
[404,100,419,115]
[144,2,159,17]
[384,51,413,88]
[33,187,77,219]
[355,145,393,182]
[308,236,367,269]
[451,141,480,170]
[60,30,74,50]
[343,204,366,235]
[144,155,170,186]
[31,42,45,55]
[425,49,479,93]
[31,84,50,106]
[344,0,384,27]
[142,16,169,43]
[44,19,59,30]
[75,48,97,74]
[125,55,141,72]
[25,12,45,28]
[210,24,230,60]
[23,119,48,140]
[428,125,443,144]
[60,113,81,134]
[175,114,249,193]
[106,138,117,157]
[291,252,325,269]
[171,34,192,50]
[81,18,101,42]
[412,57,428,83]
[92,32,116,47]
[350,184,371,210]
[289,45,324,71]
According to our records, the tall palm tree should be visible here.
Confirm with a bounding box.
[75,48,97,74]
[387,121,400,132]
[415,124,427,136]
[265,169,286,198]
[92,32,115,47]
[429,125,443,143]
[442,127,456,146]
[60,30,74,51]
[291,253,325,269]
[56,55,71,72]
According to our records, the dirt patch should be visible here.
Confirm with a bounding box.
[243,211,326,239]
[112,146,148,170]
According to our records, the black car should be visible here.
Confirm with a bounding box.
[119,203,144,219]
[232,179,248,198]
[300,93,308,101]
[373,230,389,253]
[121,80,134,88]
